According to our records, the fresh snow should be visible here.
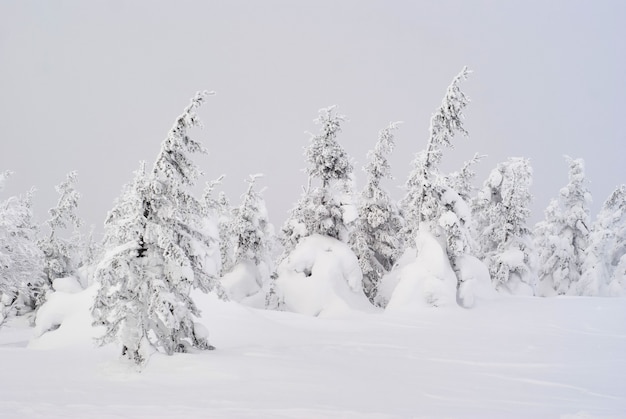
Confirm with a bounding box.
[1,291,624,418]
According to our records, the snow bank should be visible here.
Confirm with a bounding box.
[275,234,372,316]
[386,229,458,310]
[30,281,103,349]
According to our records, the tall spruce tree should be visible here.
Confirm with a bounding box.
[92,92,222,366]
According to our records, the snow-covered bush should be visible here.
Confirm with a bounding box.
[273,234,372,316]
[386,229,458,310]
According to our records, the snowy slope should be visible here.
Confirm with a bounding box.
[0,294,625,418]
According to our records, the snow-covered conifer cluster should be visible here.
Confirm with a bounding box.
[2,71,625,369]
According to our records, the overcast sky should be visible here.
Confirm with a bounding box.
[1,0,624,235]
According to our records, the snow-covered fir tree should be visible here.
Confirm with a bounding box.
[202,175,234,276]
[38,171,83,289]
[0,176,45,325]
[92,92,222,365]
[579,184,626,296]
[350,122,403,304]
[281,106,356,255]
[400,67,473,278]
[220,174,276,302]
[535,157,591,296]
[231,174,274,271]
[473,158,536,294]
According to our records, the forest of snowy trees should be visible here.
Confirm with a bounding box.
[1,69,625,366]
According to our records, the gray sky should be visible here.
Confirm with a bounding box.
[1,0,624,235]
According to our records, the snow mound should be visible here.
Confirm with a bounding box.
[386,229,458,310]
[456,254,497,308]
[275,234,372,316]
[220,260,269,308]
[30,282,102,349]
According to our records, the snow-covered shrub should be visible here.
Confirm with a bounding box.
[274,234,372,316]
[386,229,458,310]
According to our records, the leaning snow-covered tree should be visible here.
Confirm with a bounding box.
[579,184,626,296]
[473,158,536,295]
[350,122,403,304]
[0,177,45,325]
[535,156,591,296]
[92,92,222,365]
[400,67,473,279]
[281,106,356,255]
[38,171,83,289]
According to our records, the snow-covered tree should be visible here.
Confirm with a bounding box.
[231,174,274,271]
[535,157,591,296]
[579,184,626,296]
[92,92,222,365]
[202,176,233,276]
[38,171,82,289]
[400,67,473,278]
[220,175,276,303]
[0,179,45,325]
[473,158,536,294]
[350,122,403,304]
[281,106,356,255]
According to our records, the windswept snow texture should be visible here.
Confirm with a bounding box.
[1,291,625,418]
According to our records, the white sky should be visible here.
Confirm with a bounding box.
[1,0,624,235]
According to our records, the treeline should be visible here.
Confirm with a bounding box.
[1,69,624,366]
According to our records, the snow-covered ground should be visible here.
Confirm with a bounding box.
[1,294,625,418]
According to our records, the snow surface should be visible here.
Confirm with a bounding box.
[1,289,625,418]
